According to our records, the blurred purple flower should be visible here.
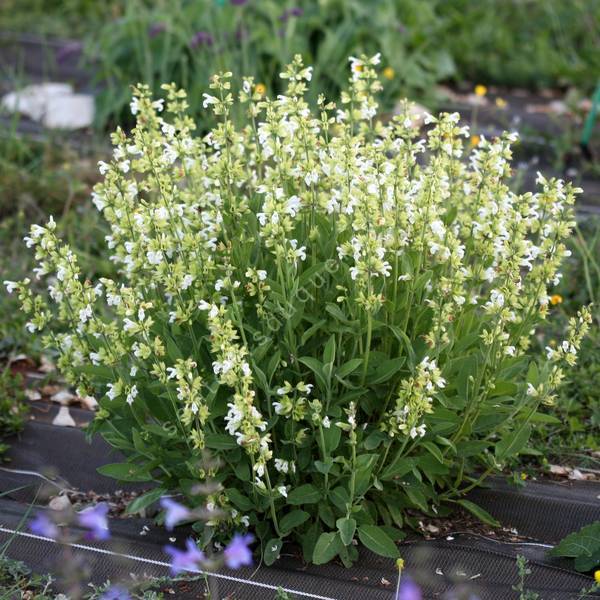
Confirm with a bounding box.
[100,585,131,600]
[56,41,82,64]
[77,503,110,541]
[160,497,190,530]
[235,26,249,43]
[279,7,303,22]
[164,538,205,575]
[190,31,214,49]
[231,0,248,5]
[396,576,422,600]
[148,22,167,38]
[29,513,59,539]
[224,533,254,569]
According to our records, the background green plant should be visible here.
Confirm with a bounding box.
[530,218,600,467]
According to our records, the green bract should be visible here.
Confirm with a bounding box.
[10,55,591,566]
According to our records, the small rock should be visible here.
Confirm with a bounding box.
[38,356,56,373]
[569,468,586,481]
[549,464,569,476]
[80,395,98,411]
[52,406,76,427]
[51,390,77,405]
[392,101,430,127]
[49,495,71,511]
[24,389,42,401]
[1,82,94,130]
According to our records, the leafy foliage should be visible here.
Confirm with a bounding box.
[550,522,600,572]
[11,57,590,566]
[0,368,28,460]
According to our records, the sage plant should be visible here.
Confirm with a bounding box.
[7,54,590,566]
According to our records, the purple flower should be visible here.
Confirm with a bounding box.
[160,497,190,530]
[148,22,166,38]
[223,533,254,569]
[77,503,110,541]
[29,513,59,539]
[396,576,422,600]
[279,7,303,22]
[164,538,205,575]
[231,0,248,5]
[190,31,214,49]
[100,585,131,600]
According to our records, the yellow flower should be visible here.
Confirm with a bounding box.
[550,294,563,306]
[383,66,395,80]
[396,557,405,572]
[470,135,480,146]
[474,84,487,97]
[495,97,507,109]
[594,569,600,584]
[520,472,527,480]
[255,83,266,96]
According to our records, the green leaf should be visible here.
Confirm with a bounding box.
[322,424,341,454]
[495,425,531,460]
[381,457,416,481]
[357,525,400,558]
[97,462,153,482]
[205,433,238,450]
[336,358,363,379]
[315,458,333,474]
[280,510,311,534]
[298,356,328,391]
[549,522,600,573]
[329,486,350,512]
[421,441,444,464]
[323,334,336,368]
[336,517,356,546]
[264,538,283,566]
[312,532,342,565]
[226,488,255,512]
[454,499,500,527]
[369,358,406,385]
[490,380,518,398]
[126,488,165,514]
[287,484,322,505]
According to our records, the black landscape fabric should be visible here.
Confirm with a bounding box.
[1,421,599,599]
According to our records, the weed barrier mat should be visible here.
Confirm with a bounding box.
[1,499,598,600]
[3,421,600,541]
[1,422,600,598]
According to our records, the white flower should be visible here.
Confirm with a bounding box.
[79,305,93,324]
[277,486,288,498]
[181,274,194,290]
[322,416,331,428]
[126,385,138,405]
[285,195,302,217]
[202,94,218,108]
[106,383,119,400]
[526,383,538,397]
[3,281,18,293]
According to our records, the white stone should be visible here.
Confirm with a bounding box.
[51,390,76,405]
[52,406,76,427]
[1,82,94,130]
[80,395,98,410]
[49,494,71,511]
